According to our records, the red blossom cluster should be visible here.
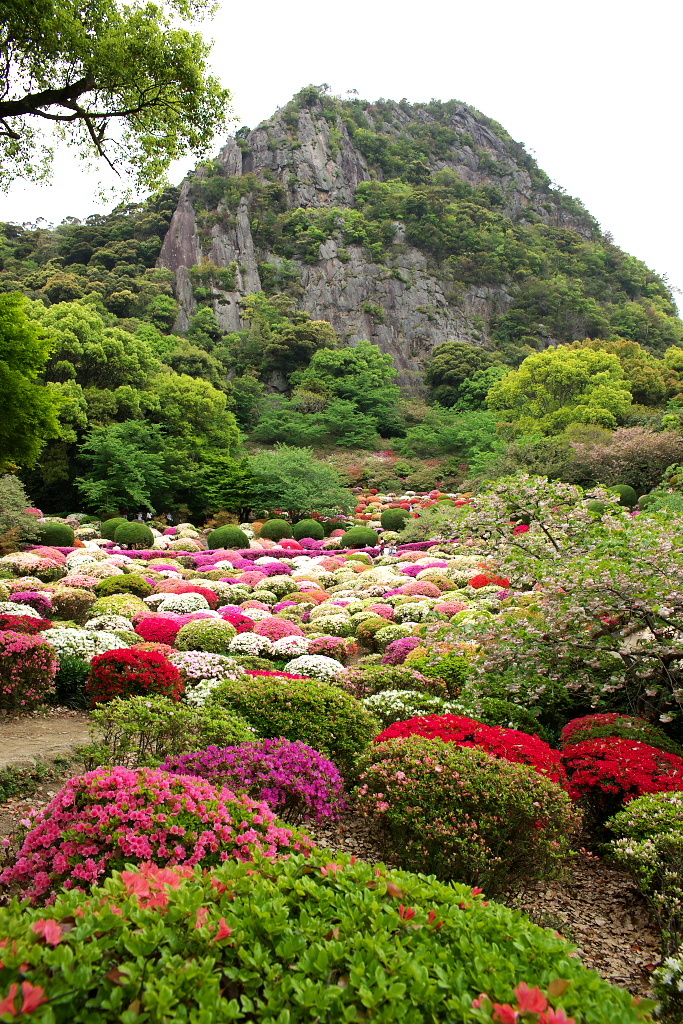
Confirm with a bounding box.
[0,614,52,634]
[86,649,184,705]
[375,715,568,787]
[468,573,511,589]
[134,615,182,646]
[561,737,683,805]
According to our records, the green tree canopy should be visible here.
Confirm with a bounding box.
[75,420,170,513]
[0,292,61,470]
[291,339,403,435]
[249,445,354,521]
[487,345,633,434]
[424,341,501,407]
[0,0,230,192]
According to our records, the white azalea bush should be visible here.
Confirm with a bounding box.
[284,655,345,682]
[42,627,129,661]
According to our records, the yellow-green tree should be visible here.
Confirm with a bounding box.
[486,346,633,434]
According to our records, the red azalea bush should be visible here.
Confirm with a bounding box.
[560,713,683,757]
[375,715,568,788]
[562,738,683,816]
[0,630,59,712]
[87,649,184,705]
[0,766,309,904]
[468,573,511,589]
[134,614,182,646]
[220,610,256,632]
[0,614,53,634]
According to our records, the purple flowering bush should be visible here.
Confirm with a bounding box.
[161,739,346,823]
[10,590,53,618]
[0,630,58,712]
[1,766,311,904]
[381,637,422,665]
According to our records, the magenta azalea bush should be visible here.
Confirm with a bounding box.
[0,630,58,712]
[1,766,311,904]
[160,739,346,823]
[381,636,422,665]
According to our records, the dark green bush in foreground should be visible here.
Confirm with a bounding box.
[0,850,647,1023]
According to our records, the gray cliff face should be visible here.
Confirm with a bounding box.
[157,96,591,389]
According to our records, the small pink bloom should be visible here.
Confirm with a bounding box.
[493,1005,518,1024]
[21,981,48,1013]
[32,919,63,945]
[514,983,547,1014]
[195,906,210,929]
[214,917,233,941]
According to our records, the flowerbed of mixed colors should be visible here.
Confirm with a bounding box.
[2,478,683,1019]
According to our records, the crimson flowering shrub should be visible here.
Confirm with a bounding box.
[87,649,184,705]
[469,573,511,589]
[375,715,568,788]
[0,614,53,634]
[134,614,182,646]
[0,766,309,904]
[355,737,578,893]
[561,713,683,757]
[0,630,58,712]
[160,739,345,823]
[220,610,255,632]
[562,738,683,818]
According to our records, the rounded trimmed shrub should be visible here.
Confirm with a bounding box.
[0,766,308,904]
[38,521,75,546]
[292,518,324,541]
[176,618,237,655]
[0,850,645,1024]
[207,525,250,550]
[99,516,128,540]
[341,526,379,548]
[94,574,153,598]
[209,674,378,777]
[87,649,184,705]
[341,664,447,699]
[609,484,638,507]
[259,519,294,541]
[161,738,345,823]
[587,499,607,515]
[0,630,58,712]
[114,521,154,548]
[355,736,579,893]
[380,507,411,531]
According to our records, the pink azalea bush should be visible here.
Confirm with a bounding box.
[0,630,58,712]
[381,636,422,665]
[10,590,53,617]
[1,766,310,904]
[253,618,305,640]
[160,738,346,823]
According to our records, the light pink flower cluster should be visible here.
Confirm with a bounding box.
[1,766,310,904]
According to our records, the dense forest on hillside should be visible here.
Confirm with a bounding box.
[3,87,683,517]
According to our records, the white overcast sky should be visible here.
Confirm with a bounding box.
[2,0,681,305]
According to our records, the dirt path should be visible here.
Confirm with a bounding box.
[0,710,90,768]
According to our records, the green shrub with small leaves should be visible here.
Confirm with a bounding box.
[259,519,294,541]
[292,518,324,540]
[207,525,250,550]
[80,694,256,769]
[94,574,153,599]
[209,675,377,777]
[38,521,75,546]
[99,517,128,540]
[380,508,411,531]
[114,522,154,548]
[176,619,237,654]
[342,527,379,548]
[0,850,646,1024]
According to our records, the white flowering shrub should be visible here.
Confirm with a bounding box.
[156,593,210,614]
[228,632,274,657]
[42,627,129,661]
[309,617,354,637]
[654,947,683,1021]
[271,635,310,657]
[393,601,437,623]
[0,601,41,618]
[169,651,245,684]
[84,615,134,632]
[284,655,345,682]
[361,689,458,726]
